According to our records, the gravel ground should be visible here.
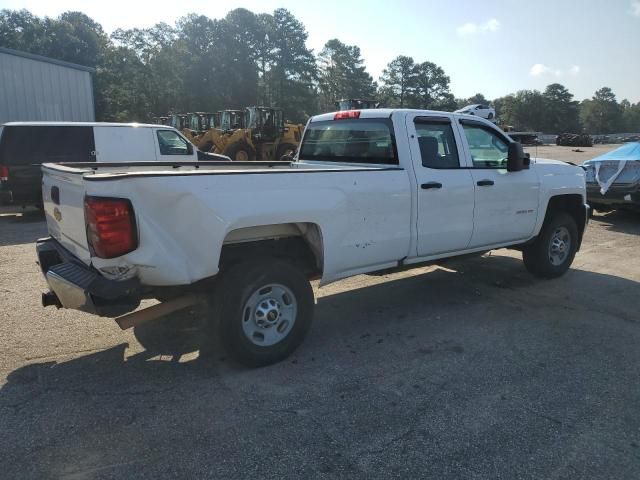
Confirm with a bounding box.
[1,186,639,479]
[524,143,617,165]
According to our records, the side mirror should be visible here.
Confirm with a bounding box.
[507,142,529,172]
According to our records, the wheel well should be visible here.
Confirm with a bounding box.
[545,194,586,247]
[219,223,323,279]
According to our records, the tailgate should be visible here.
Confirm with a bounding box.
[42,166,92,264]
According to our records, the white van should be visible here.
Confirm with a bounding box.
[0,122,229,206]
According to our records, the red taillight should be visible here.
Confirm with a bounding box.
[334,110,361,120]
[0,165,8,181]
[84,196,137,259]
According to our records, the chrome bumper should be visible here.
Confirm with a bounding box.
[36,237,140,317]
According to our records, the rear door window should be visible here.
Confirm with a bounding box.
[299,119,397,165]
[0,126,95,165]
[414,120,461,169]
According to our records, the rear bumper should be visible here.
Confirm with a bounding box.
[36,237,141,317]
[587,183,640,209]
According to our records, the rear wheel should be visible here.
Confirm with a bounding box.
[211,259,314,367]
[224,142,256,161]
[523,212,578,278]
[487,112,494,120]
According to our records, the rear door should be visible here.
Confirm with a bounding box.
[457,119,540,247]
[94,126,156,162]
[406,114,475,256]
[0,125,95,205]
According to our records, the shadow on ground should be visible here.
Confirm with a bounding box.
[592,209,640,235]
[2,255,640,478]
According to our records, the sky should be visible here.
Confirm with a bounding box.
[1,0,639,102]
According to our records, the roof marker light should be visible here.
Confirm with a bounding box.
[334,110,361,120]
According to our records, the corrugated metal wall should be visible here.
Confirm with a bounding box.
[0,51,95,122]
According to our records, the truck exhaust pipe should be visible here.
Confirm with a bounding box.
[115,294,205,330]
[42,291,62,308]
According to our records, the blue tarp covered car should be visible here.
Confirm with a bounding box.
[583,142,640,211]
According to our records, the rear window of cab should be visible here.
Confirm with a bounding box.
[299,119,397,165]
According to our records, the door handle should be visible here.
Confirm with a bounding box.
[421,182,442,189]
[476,179,494,186]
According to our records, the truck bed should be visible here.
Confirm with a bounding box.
[42,160,402,181]
[41,159,411,286]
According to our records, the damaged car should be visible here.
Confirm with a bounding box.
[583,142,640,212]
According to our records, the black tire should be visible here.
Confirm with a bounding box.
[523,212,578,278]
[487,112,494,120]
[276,143,297,161]
[224,142,256,161]
[211,259,314,367]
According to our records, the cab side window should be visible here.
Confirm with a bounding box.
[462,124,509,169]
[415,120,460,169]
[157,130,190,155]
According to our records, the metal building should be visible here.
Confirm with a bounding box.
[0,47,95,123]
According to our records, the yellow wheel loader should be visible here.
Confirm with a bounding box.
[196,110,246,154]
[208,107,304,161]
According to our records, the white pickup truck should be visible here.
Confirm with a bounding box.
[36,109,589,366]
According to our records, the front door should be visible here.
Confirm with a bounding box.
[155,129,195,162]
[407,114,475,257]
[457,120,540,248]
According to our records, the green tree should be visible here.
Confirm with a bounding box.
[254,13,277,106]
[579,87,622,134]
[95,46,149,121]
[620,100,640,132]
[111,22,183,117]
[317,39,376,111]
[493,90,545,131]
[542,83,579,133]
[412,61,455,110]
[465,93,490,106]
[268,8,317,121]
[378,55,417,107]
[0,9,107,67]
[0,9,46,52]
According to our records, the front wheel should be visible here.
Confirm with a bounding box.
[523,212,578,278]
[211,259,315,367]
[224,141,256,161]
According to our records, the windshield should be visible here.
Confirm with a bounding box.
[299,119,397,164]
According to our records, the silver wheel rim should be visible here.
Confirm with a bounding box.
[236,150,249,161]
[548,226,571,266]
[241,283,297,346]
